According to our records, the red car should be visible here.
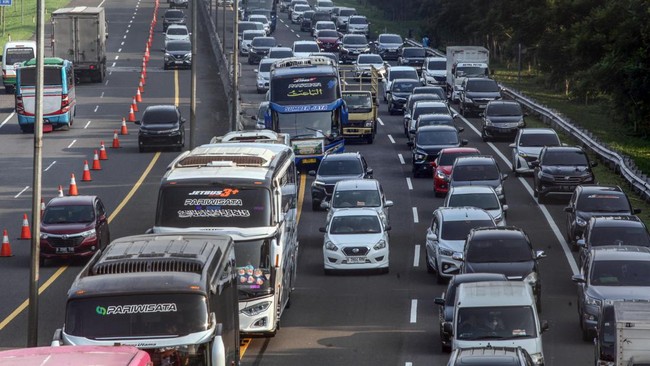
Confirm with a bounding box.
[40,195,110,265]
[315,29,342,52]
[432,147,481,197]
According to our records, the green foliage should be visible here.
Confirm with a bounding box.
[0,0,71,54]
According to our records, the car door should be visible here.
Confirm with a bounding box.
[566,189,579,241]
[426,214,440,268]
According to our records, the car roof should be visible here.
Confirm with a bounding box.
[392,78,420,83]
[452,346,528,364]
[259,58,276,65]
[389,66,418,72]
[590,215,643,227]
[269,46,292,51]
[143,104,178,113]
[334,178,379,191]
[592,245,650,261]
[47,195,97,206]
[470,226,526,239]
[349,15,366,18]
[419,114,453,121]
[486,100,520,107]
[440,147,481,154]
[425,56,446,61]
[315,21,335,25]
[543,146,584,153]
[331,207,381,218]
[243,29,266,34]
[322,152,362,161]
[519,128,557,135]
[413,101,448,108]
[436,206,494,221]
[418,125,458,133]
[451,273,509,285]
[166,24,188,30]
[378,33,401,38]
[449,185,498,195]
[293,40,318,45]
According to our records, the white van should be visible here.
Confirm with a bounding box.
[1,41,36,93]
[446,281,548,365]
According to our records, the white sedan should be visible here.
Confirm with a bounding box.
[320,208,390,274]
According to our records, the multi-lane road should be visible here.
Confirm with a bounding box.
[0,0,595,365]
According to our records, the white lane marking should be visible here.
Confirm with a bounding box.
[118,48,122,53]
[129,20,133,24]
[410,300,417,323]
[120,41,125,46]
[44,161,56,172]
[84,120,92,129]
[94,106,99,113]
[388,134,395,144]
[127,24,131,28]
[111,62,116,67]
[456,109,580,275]
[406,177,413,190]
[398,153,405,165]
[15,186,29,198]
[290,29,295,33]
[405,363,413,366]
[67,140,77,149]
[413,245,420,267]
[0,112,15,128]
[377,117,384,126]
[100,91,104,98]
[105,79,110,85]
[412,207,419,223]
[114,55,119,60]
[296,34,300,38]
[125,29,129,34]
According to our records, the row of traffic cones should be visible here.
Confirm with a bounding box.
[1,213,32,257]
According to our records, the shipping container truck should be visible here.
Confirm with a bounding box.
[445,46,489,103]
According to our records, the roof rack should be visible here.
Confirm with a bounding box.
[271,56,335,70]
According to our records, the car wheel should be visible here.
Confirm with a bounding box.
[441,342,451,353]
[434,189,443,198]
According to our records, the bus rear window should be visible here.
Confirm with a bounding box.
[156,186,272,228]
[19,67,63,86]
[65,293,209,339]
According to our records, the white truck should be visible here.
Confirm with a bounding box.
[51,6,107,83]
[445,46,489,102]
[608,301,650,366]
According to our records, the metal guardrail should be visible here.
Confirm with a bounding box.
[404,38,650,202]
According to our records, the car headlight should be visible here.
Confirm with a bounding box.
[79,228,97,238]
[585,294,602,306]
[524,271,538,286]
[539,171,554,180]
[435,170,446,180]
[164,53,172,59]
[484,119,493,126]
[40,232,49,239]
[576,217,587,226]
[415,152,426,161]
[517,151,528,158]
[517,119,525,127]
[325,240,338,251]
[362,47,370,53]
[494,185,503,195]
[529,353,544,365]
[438,247,454,256]
[240,301,271,316]
[184,53,192,60]
[373,239,386,250]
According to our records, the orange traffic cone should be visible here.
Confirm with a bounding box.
[145,45,150,62]
[40,198,45,218]
[140,71,146,86]
[57,185,64,197]
[139,78,145,93]
[132,97,139,112]
[120,118,129,135]
[68,173,79,196]
[128,105,136,122]
[81,160,92,182]
[92,150,102,170]
[111,130,121,148]
[99,141,108,160]
[0,229,13,257]
[135,88,142,103]
[141,61,147,78]
[19,213,31,240]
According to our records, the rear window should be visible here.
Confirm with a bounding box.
[390,70,418,81]
[269,50,294,58]
[317,30,339,38]
[403,48,426,57]
[417,130,459,145]
[438,151,479,166]
[466,236,532,262]
[5,47,35,65]
[343,35,367,45]
[259,62,273,73]
[448,192,501,211]
[243,31,265,40]
[358,54,383,64]
[441,220,494,240]
[19,67,62,86]
[379,35,402,44]
[349,17,367,24]
[518,133,560,147]
[486,103,522,116]
[392,80,420,92]
[340,9,356,16]
[467,79,500,92]
[577,193,630,212]
[165,10,184,18]
[318,158,362,176]
[252,38,276,47]
[452,163,500,181]
[294,43,320,52]
[542,150,588,166]
[167,27,188,36]
[332,189,381,208]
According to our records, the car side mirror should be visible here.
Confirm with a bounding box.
[385,200,394,208]
[571,274,586,283]
[180,118,186,124]
[563,206,574,213]
[427,233,438,242]
[320,201,330,210]
[407,141,414,147]
[457,127,464,133]
[434,297,445,306]
[452,252,464,261]
[591,161,598,167]
[479,113,484,117]
[250,115,257,121]
[161,48,165,52]
[502,204,508,211]
[508,143,516,148]
[540,320,549,333]
[254,69,259,73]
[308,170,316,176]
[318,227,327,233]
[535,250,546,259]
[530,160,540,168]
[577,238,586,248]
[501,173,508,180]
[461,139,468,146]
[430,161,437,168]
[634,208,642,214]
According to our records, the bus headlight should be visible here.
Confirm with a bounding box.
[240,301,271,316]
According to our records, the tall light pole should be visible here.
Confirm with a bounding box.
[232,0,239,131]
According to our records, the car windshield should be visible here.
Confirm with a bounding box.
[379,35,402,44]
[590,226,650,248]
[316,22,336,30]
[330,215,381,234]
[486,103,523,117]
[294,43,319,52]
[452,164,501,181]
[413,87,445,99]
[417,130,459,145]
[250,16,268,23]
[166,42,191,52]
[518,133,560,147]
[441,220,495,240]
[349,17,367,24]
[318,30,338,38]
[167,28,188,36]
[448,193,501,211]
[427,60,446,70]
[332,189,381,208]
[393,81,420,93]
[543,151,589,166]
[457,306,537,340]
[390,70,418,81]
[344,36,367,45]
[419,116,452,128]
[403,48,426,57]
[466,237,532,263]
[577,194,630,212]
[318,158,362,176]
[42,205,95,224]
[302,11,314,19]
[590,260,650,286]
[358,55,383,64]
[142,109,178,124]
[408,95,439,110]
[468,80,500,92]
[438,151,479,166]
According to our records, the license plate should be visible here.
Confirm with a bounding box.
[559,185,574,191]
[55,247,74,254]
[479,104,487,108]
[302,158,317,164]
[175,61,184,64]
[347,257,366,264]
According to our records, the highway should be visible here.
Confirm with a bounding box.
[0,0,595,365]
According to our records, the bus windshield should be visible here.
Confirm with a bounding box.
[19,67,62,86]
[64,293,209,339]
[276,110,334,138]
[235,239,273,298]
[6,48,34,65]
[157,186,272,228]
[270,75,338,105]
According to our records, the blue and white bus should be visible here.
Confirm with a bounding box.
[15,57,76,132]
[264,56,346,168]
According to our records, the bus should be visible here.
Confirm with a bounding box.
[153,143,299,336]
[1,40,36,94]
[15,57,76,132]
[52,233,240,366]
[264,56,347,168]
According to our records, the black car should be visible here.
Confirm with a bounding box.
[434,273,508,352]
[309,152,373,210]
[406,100,456,140]
[169,0,188,8]
[447,347,536,366]
[247,36,278,64]
[532,146,597,203]
[577,215,650,266]
[387,78,420,115]
[374,33,403,61]
[480,100,526,141]
[163,40,192,69]
[397,47,426,68]
[162,9,186,32]
[338,34,370,64]
[299,10,314,32]
[136,105,185,152]
[565,185,641,249]
[449,155,508,203]
[460,226,546,311]
[459,78,502,117]
[407,125,468,177]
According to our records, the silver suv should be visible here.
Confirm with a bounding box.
[322,179,393,226]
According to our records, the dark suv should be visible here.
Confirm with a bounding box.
[397,47,426,68]
[247,36,278,64]
[564,185,641,249]
[459,78,502,117]
[387,78,420,115]
[459,226,546,311]
[309,152,373,210]
[577,215,650,267]
[449,155,508,203]
[408,125,467,178]
[532,146,597,203]
[374,33,403,60]
[136,105,186,152]
[480,100,526,141]
[40,195,110,265]
[338,34,370,63]
[446,347,536,366]
[162,9,186,32]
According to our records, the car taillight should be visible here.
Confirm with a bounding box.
[61,94,70,113]
[16,95,24,113]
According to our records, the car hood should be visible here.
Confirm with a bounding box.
[41,222,94,234]
[486,115,522,123]
[328,233,383,246]
[454,339,541,358]
[517,146,543,158]
[464,261,535,279]
[318,37,339,43]
[540,165,590,176]
[587,285,650,301]
[391,92,411,99]
[316,174,364,184]
[357,63,384,70]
